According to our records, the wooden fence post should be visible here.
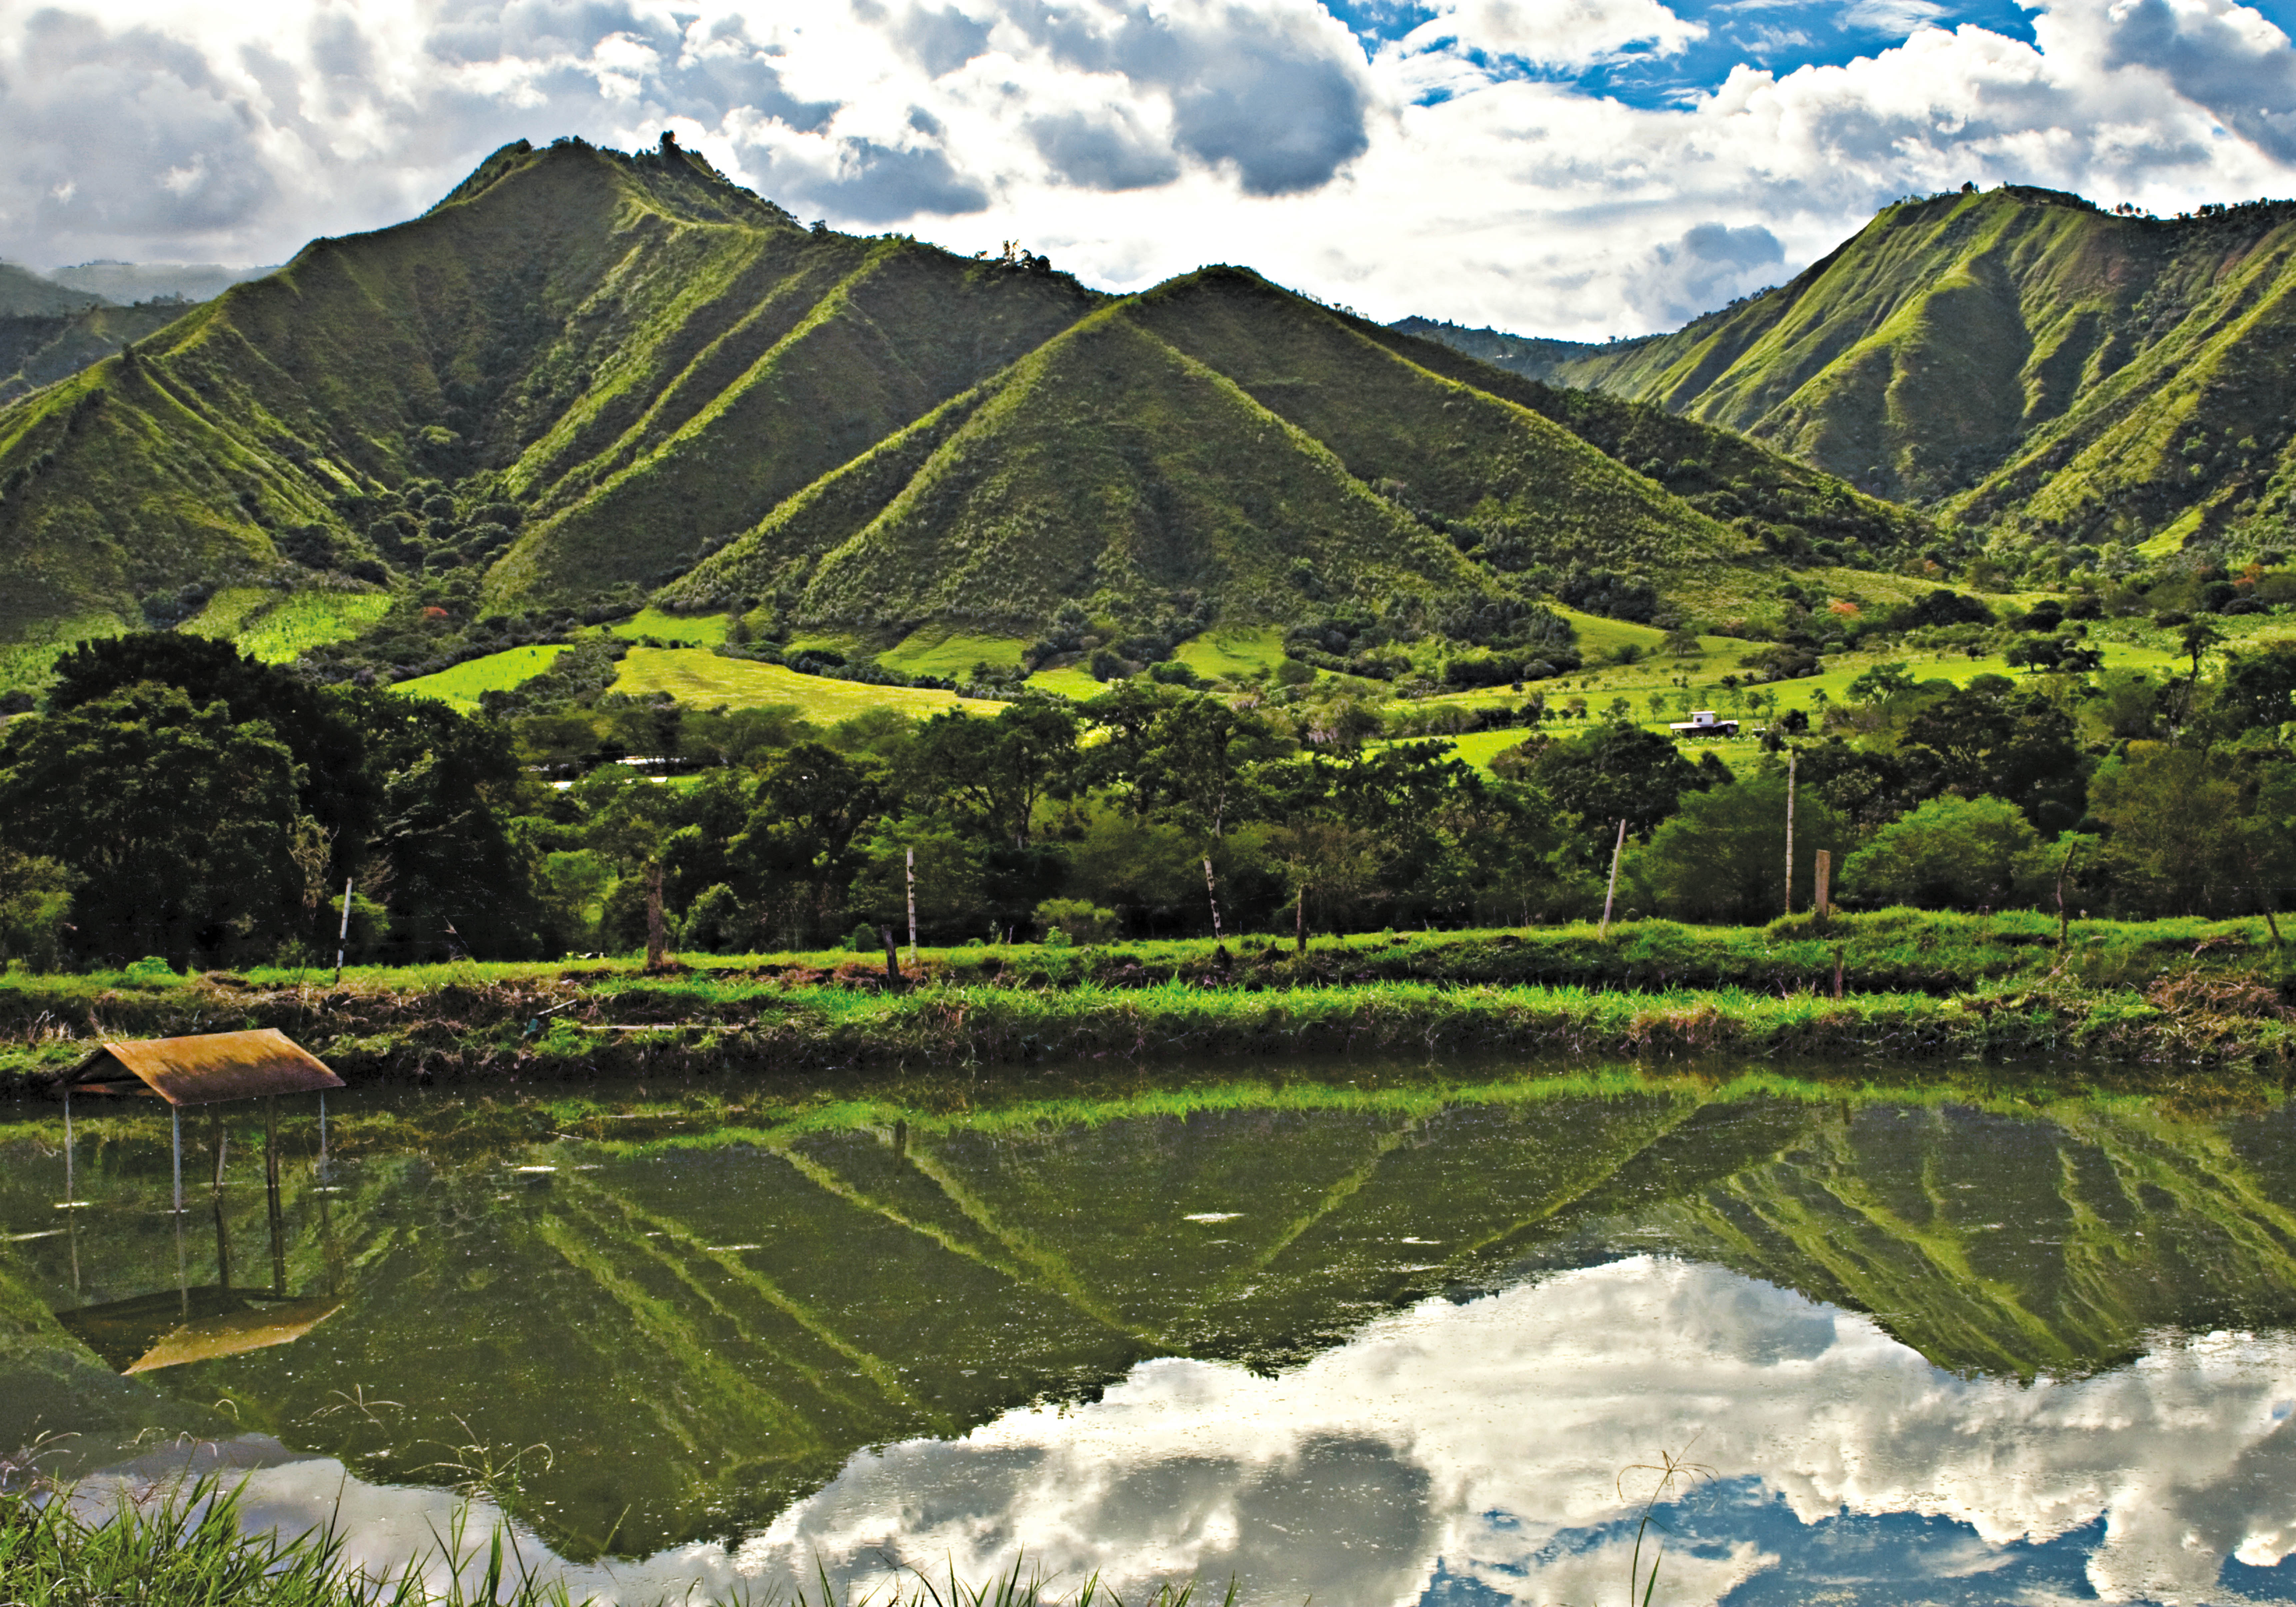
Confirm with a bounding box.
[1814,849,1831,919]
[1203,857,1224,942]
[1783,750,1798,916]
[1600,819,1627,936]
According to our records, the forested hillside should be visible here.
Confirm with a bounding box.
[1411,187,2296,570]
[0,136,1919,672]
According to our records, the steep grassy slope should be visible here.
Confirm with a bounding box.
[673,291,1534,628]
[0,137,1912,661]
[0,136,1100,643]
[668,269,1878,631]
[1433,186,2296,555]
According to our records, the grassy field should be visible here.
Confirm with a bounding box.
[1174,625,1287,680]
[392,644,570,708]
[178,587,274,640]
[1029,664,1107,699]
[612,646,1001,719]
[182,588,395,664]
[0,611,121,693]
[236,592,394,662]
[609,607,728,645]
[880,627,1033,678]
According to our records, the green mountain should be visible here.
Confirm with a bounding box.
[0,137,1922,664]
[0,301,190,406]
[0,263,109,318]
[1419,186,2296,558]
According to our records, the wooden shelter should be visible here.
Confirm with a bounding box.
[63,1029,343,1212]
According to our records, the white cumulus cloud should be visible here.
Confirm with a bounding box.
[4,0,2296,335]
[66,1260,2296,1607]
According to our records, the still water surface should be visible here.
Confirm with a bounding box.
[6,1069,2296,1605]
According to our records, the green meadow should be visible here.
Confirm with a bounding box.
[611,646,1000,719]
[392,644,571,708]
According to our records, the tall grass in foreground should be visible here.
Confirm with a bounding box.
[0,1480,1228,1607]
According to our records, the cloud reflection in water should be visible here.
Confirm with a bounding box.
[96,1256,2296,1606]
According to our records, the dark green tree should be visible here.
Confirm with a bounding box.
[0,684,303,964]
[731,742,886,946]
[909,700,1081,848]
[49,632,375,882]
[1897,682,2087,833]
[1529,723,1715,845]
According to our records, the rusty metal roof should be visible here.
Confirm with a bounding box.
[124,1297,341,1374]
[67,1029,344,1106]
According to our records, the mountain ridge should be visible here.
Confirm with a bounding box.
[0,136,1928,675]
[1406,185,2296,569]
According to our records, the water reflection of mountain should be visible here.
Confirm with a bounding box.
[6,1083,2296,1558]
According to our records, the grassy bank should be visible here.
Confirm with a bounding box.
[2,1480,1204,1607]
[1,912,2289,1090]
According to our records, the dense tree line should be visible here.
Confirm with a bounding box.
[2,628,2294,970]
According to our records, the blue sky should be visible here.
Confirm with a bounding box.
[1321,0,2053,106]
[6,0,2296,337]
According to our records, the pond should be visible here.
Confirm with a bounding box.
[5,1065,2296,1606]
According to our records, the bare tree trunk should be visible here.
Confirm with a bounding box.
[645,860,668,971]
[2055,840,2082,949]
[1203,857,1223,942]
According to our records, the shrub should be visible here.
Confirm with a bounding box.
[684,884,749,953]
[1635,771,1847,923]
[1034,897,1121,945]
[1841,795,2040,910]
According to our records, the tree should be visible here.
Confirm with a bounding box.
[1530,723,1714,845]
[0,848,77,972]
[2088,744,2247,916]
[49,632,375,884]
[1897,680,2087,832]
[2181,616,2226,677]
[1634,771,1845,923]
[347,689,543,960]
[1846,660,1916,709]
[1840,796,2040,909]
[909,700,1080,848]
[2210,643,2296,739]
[0,684,303,964]
[731,742,886,945]
[1084,685,1284,838]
